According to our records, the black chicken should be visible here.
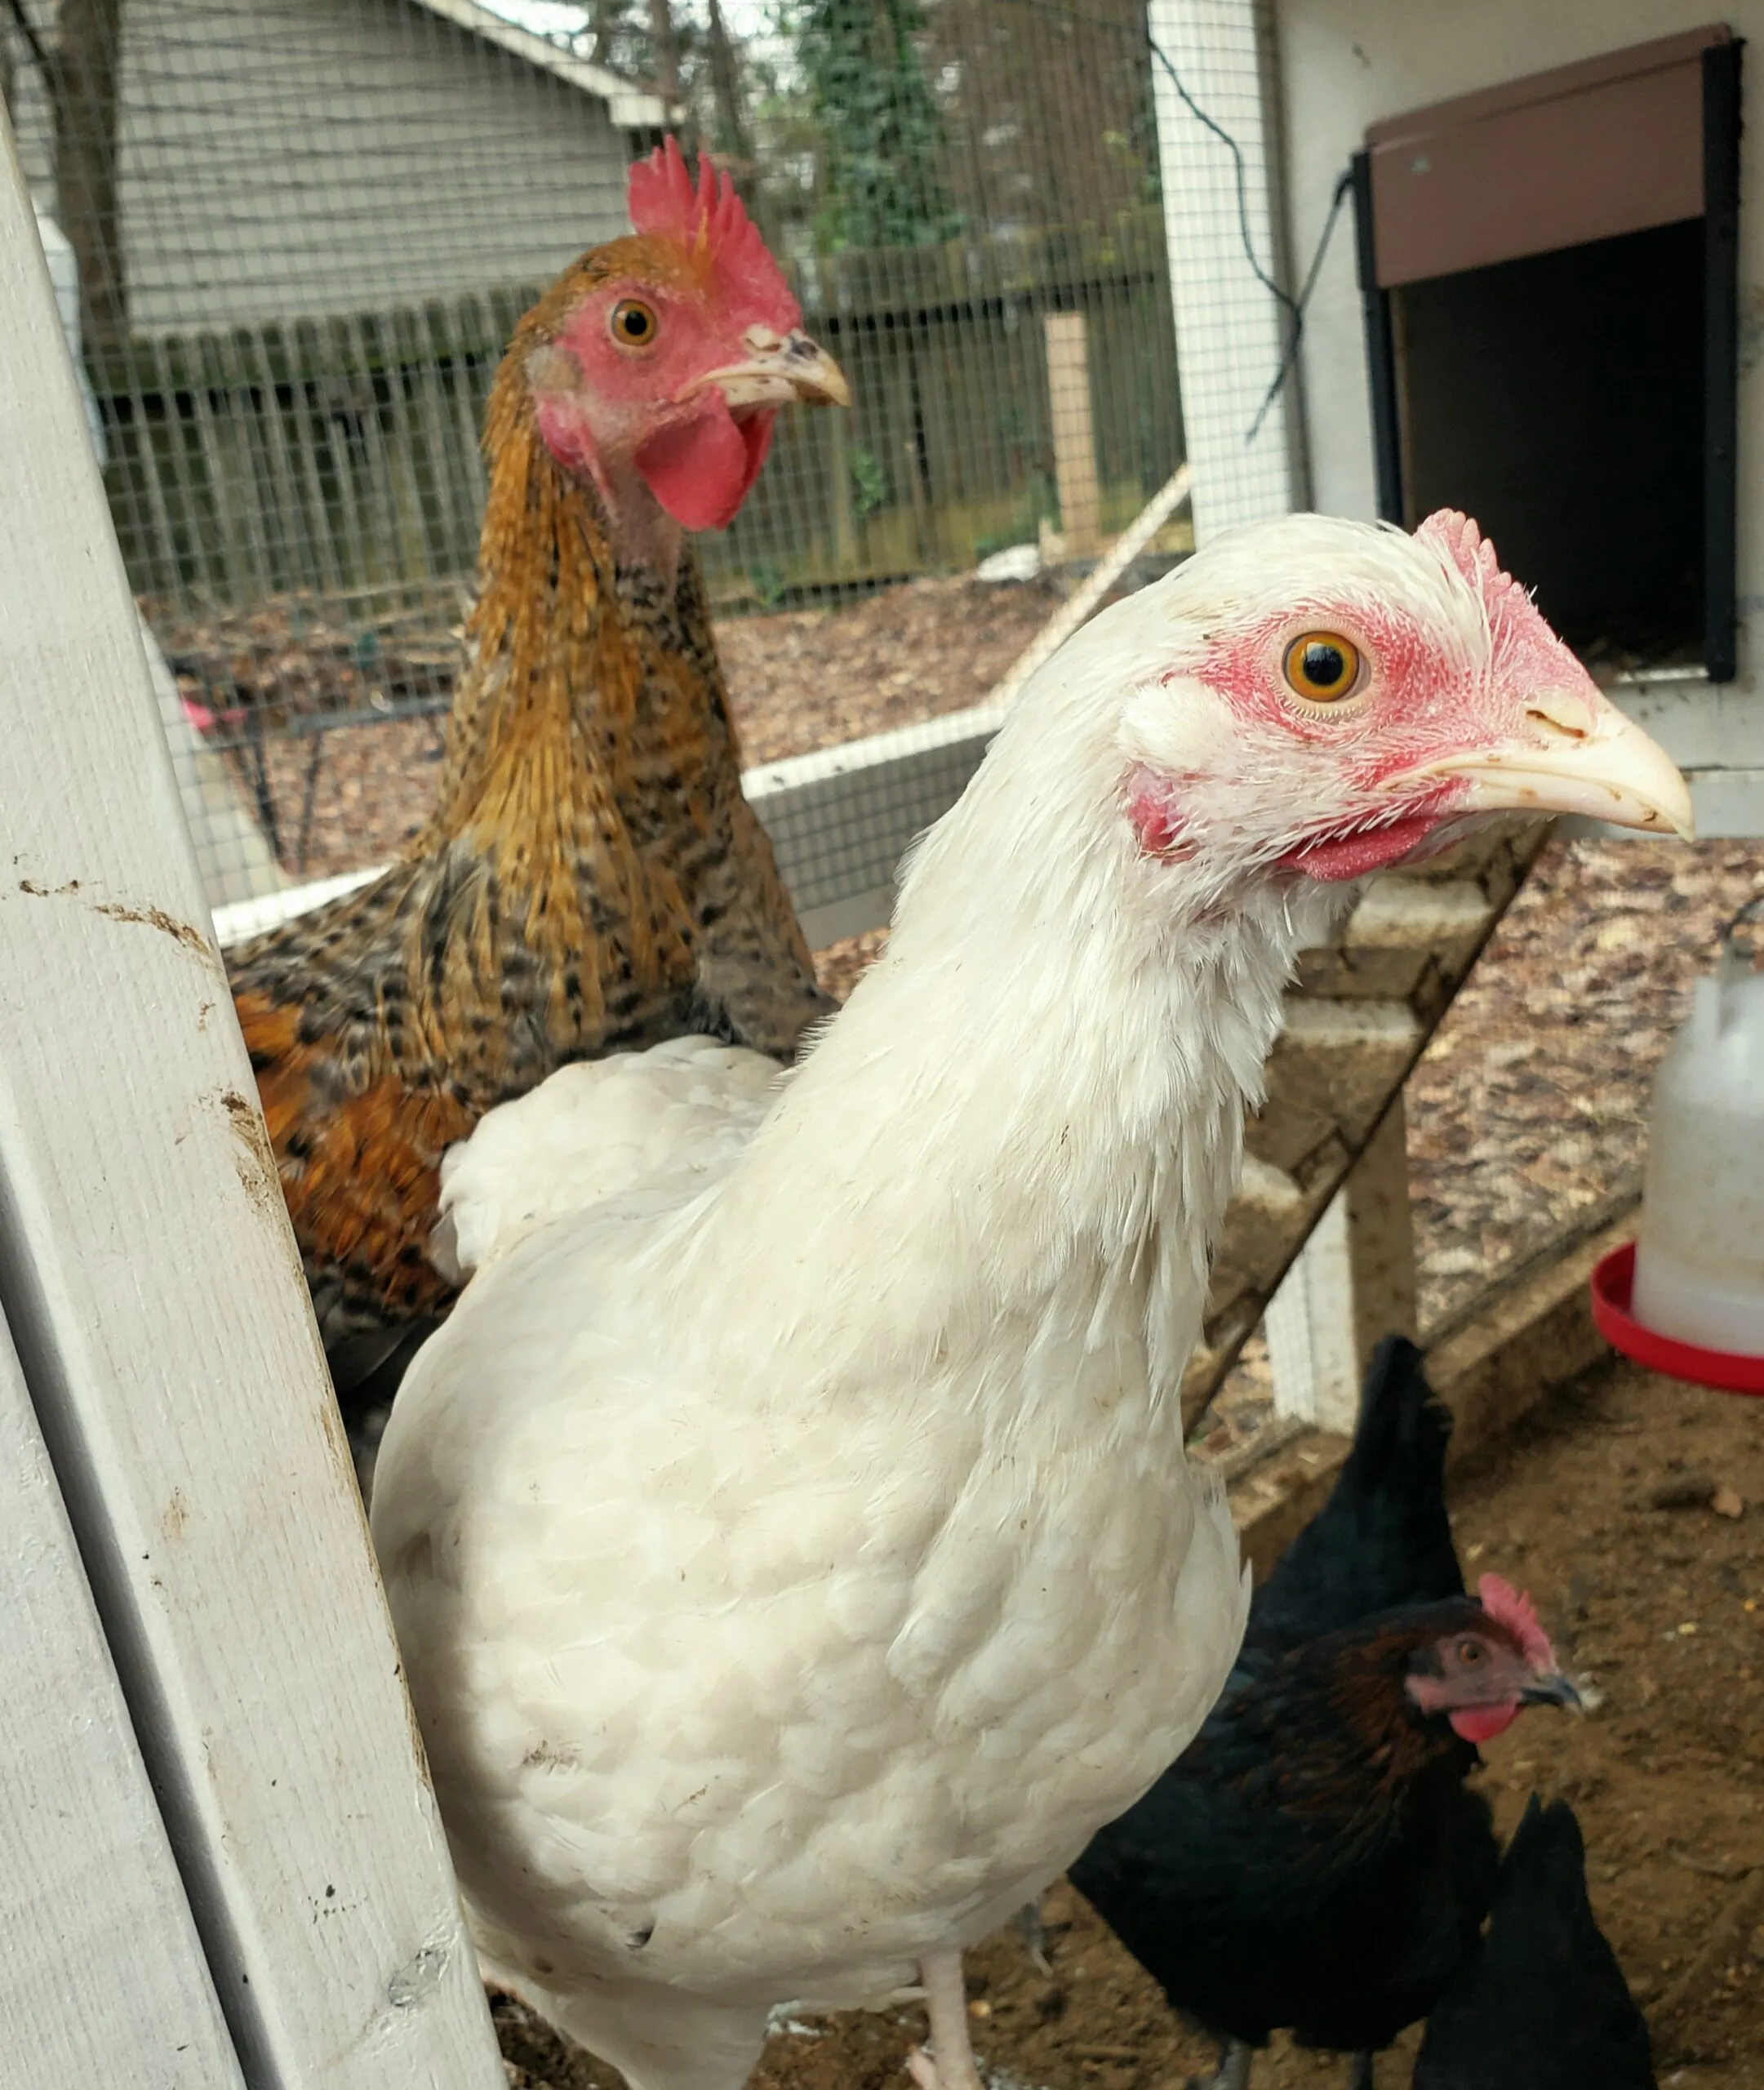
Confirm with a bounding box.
[1067,1585,1582,2090]
[1024,1337,1466,1998]
[1414,1795,1656,2088]
[1246,1333,1464,1660]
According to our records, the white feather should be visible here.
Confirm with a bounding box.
[430,1038,786,1277]
[372,512,1514,2090]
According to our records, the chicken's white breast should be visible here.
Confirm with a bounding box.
[378,1167,1247,2083]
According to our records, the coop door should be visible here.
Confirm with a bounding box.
[1353,26,1741,682]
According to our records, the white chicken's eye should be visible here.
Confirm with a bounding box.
[609,299,660,349]
[1282,631,1363,704]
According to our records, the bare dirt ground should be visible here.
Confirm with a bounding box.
[495,1354,1764,2090]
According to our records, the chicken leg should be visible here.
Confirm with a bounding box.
[1188,2041,1251,2090]
[1347,2056,1374,2090]
[906,1947,984,2090]
[1012,1898,1052,1974]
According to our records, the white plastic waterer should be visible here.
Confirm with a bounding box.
[1632,896,1764,1357]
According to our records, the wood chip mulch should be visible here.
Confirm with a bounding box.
[166,574,1061,880]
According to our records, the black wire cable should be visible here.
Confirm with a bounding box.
[1246,166,1353,444]
[1147,33,1353,448]
[1148,35,1296,324]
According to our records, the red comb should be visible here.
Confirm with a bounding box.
[1477,1572,1555,1669]
[1416,509,1529,625]
[626,136,799,328]
[1415,509,1567,677]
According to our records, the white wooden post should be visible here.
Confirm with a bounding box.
[1146,0,1304,540]
[0,109,503,2090]
[33,202,284,916]
[0,1301,247,2087]
[1264,1097,1420,1434]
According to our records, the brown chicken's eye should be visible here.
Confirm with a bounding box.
[1282,631,1363,703]
[609,298,659,349]
[1457,1639,1487,1665]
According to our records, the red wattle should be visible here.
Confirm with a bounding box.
[636,397,776,532]
[1448,1704,1520,1745]
[1275,815,1444,882]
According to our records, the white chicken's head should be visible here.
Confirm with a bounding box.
[1095,507,1691,894]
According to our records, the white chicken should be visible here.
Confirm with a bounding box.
[370,509,1688,2090]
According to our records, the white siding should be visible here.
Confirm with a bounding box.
[8,0,635,331]
[1147,0,1304,540]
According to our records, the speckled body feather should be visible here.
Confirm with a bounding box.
[230,245,831,1405]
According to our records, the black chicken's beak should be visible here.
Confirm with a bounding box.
[1520,1670,1584,1712]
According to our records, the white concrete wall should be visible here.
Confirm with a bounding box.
[8,0,633,331]
[1271,0,1764,833]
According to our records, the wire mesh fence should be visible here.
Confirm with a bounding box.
[3,0,1189,914]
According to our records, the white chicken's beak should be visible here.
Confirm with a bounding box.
[685,327,851,411]
[1391,688,1695,838]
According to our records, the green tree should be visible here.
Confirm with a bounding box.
[793,0,957,251]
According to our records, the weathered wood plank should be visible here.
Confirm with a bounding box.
[0,109,502,2090]
[0,1299,247,2088]
[1183,820,1551,1428]
[1264,1097,1419,1432]
[1044,312,1102,557]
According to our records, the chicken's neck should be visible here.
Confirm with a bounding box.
[421,403,723,876]
[691,687,1343,1450]
[1231,1631,1481,1817]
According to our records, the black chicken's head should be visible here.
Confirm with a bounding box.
[1401,1576,1582,1744]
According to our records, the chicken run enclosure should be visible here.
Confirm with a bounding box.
[2,0,1188,898]
[6,0,1764,2085]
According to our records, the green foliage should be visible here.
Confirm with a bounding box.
[746,559,789,608]
[848,443,888,517]
[971,470,1057,561]
[792,0,959,251]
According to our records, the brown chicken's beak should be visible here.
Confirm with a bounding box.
[1393,687,1695,839]
[686,327,851,411]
